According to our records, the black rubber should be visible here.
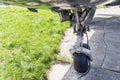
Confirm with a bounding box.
[73,44,90,73]
[28,8,38,12]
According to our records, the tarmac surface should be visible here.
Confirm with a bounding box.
[48,6,120,80]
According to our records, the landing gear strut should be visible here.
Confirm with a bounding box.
[69,9,92,75]
[52,6,96,76]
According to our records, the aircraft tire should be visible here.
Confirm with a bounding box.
[73,44,91,73]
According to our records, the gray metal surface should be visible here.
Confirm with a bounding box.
[53,0,120,7]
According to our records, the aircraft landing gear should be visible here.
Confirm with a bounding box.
[51,6,96,76]
[68,8,95,75]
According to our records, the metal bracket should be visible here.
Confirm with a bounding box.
[69,45,93,61]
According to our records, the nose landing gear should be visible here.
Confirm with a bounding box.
[53,5,96,76]
[68,8,94,75]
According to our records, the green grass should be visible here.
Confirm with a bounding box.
[97,6,106,9]
[0,6,69,80]
[56,55,71,64]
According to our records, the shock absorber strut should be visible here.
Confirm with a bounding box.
[69,8,92,61]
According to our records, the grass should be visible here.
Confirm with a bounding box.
[97,6,106,9]
[56,55,71,64]
[0,6,69,80]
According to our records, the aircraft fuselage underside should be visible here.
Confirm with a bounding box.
[66,0,120,6]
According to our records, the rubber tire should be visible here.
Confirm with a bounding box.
[73,44,90,73]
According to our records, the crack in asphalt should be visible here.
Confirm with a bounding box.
[102,67,120,73]
[101,21,108,67]
[92,66,120,74]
